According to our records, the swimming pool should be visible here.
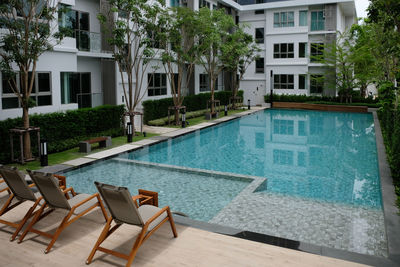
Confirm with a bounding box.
[64,109,386,256]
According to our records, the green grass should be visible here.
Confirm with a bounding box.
[166,108,246,128]
[8,133,158,171]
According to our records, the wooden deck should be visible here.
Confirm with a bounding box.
[272,102,368,113]
[0,193,367,267]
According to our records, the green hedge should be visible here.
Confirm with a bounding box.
[264,93,379,104]
[143,90,243,123]
[0,105,125,164]
[148,109,209,126]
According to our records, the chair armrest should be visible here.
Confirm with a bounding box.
[53,174,66,188]
[63,187,76,196]
[131,194,153,208]
[144,206,169,226]
[70,193,99,213]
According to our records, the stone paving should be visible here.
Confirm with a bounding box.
[210,188,387,257]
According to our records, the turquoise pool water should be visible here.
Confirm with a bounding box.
[121,109,381,209]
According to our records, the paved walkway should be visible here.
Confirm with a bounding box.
[0,194,367,267]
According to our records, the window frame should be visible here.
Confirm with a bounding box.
[310,43,324,62]
[273,74,294,89]
[299,10,308,26]
[299,74,307,90]
[273,43,294,59]
[255,28,264,44]
[273,11,295,28]
[310,75,324,94]
[310,10,325,31]
[255,57,265,73]
[148,73,167,96]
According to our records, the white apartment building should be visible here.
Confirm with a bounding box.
[0,0,356,120]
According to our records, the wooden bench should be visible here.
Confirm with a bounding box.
[79,136,111,153]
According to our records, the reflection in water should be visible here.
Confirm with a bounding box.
[125,109,381,209]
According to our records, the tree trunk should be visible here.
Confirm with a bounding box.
[174,108,180,126]
[129,114,135,136]
[22,106,32,160]
[232,74,238,110]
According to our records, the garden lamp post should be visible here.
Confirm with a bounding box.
[248,99,250,110]
[270,70,273,107]
[224,105,228,116]
[127,122,133,143]
[182,110,186,128]
[40,139,48,167]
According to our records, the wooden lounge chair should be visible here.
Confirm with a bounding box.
[18,170,108,254]
[86,182,178,267]
[0,166,64,241]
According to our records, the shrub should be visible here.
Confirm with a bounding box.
[148,109,209,126]
[143,90,243,123]
[0,105,125,164]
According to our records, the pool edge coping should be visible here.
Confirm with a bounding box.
[42,107,399,267]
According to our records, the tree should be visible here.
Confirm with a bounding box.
[98,0,164,133]
[315,31,357,103]
[158,7,198,125]
[220,24,259,109]
[350,23,378,97]
[0,0,66,160]
[196,8,235,116]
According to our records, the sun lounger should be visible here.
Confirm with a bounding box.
[18,170,108,254]
[86,181,178,267]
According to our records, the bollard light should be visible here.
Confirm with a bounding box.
[248,99,251,110]
[40,139,48,167]
[224,105,228,116]
[181,110,186,128]
[143,131,147,137]
[127,122,133,143]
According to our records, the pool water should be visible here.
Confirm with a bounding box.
[122,109,382,209]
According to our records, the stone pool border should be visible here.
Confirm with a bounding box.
[39,106,399,267]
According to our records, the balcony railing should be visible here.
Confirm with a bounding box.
[75,30,102,53]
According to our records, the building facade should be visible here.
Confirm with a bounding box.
[0,0,356,120]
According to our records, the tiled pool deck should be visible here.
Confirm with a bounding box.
[23,106,400,266]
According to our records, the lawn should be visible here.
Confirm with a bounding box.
[9,133,158,171]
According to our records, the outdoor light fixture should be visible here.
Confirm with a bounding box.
[270,70,273,107]
[40,139,48,167]
[143,131,147,137]
[127,122,133,143]
[248,99,250,110]
[224,105,228,116]
[182,110,186,128]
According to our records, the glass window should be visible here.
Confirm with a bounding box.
[273,74,294,89]
[60,72,91,107]
[311,10,324,31]
[2,72,16,94]
[299,10,307,26]
[310,43,324,62]
[199,74,209,92]
[255,10,264,15]
[38,73,50,92]
[310,75,324,94]
[255,28,264,44]
[255,58,264,73]
[299,42,307,58]
[273,12,294,28]
[299,74,306,89]
[273,43,294,58]
[148,73,167,96]
[199,0,210,9]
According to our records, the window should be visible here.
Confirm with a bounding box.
[273,43,294,58]
[120,44,131,72]
[199,74,209,92]
[199,0,210,9]
[273,119,294,135]
[2,72,52,109]
[274,74,294,89]
[147,30,161,49]
[273,12,294,28]
[255,10,264,15]
[299,42,307,58]
[58,4,76,38]
[311,10,324,31]
[61,72,91,108]
[299,74,307,89]
[255,58,264,73]
[310,75,324,94]
[256,0,264,3]
[255,28,264,44]
[299,10,307,26]
[273,149,294,166]
[148,73,167,96]
[310,43,324,62]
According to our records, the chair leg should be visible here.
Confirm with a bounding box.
[10,201,39,241]
[44,211,73,254]
[86,217,113,265]
[126,229,147,267]
[167,208,178,238]
[18,203,46,243]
